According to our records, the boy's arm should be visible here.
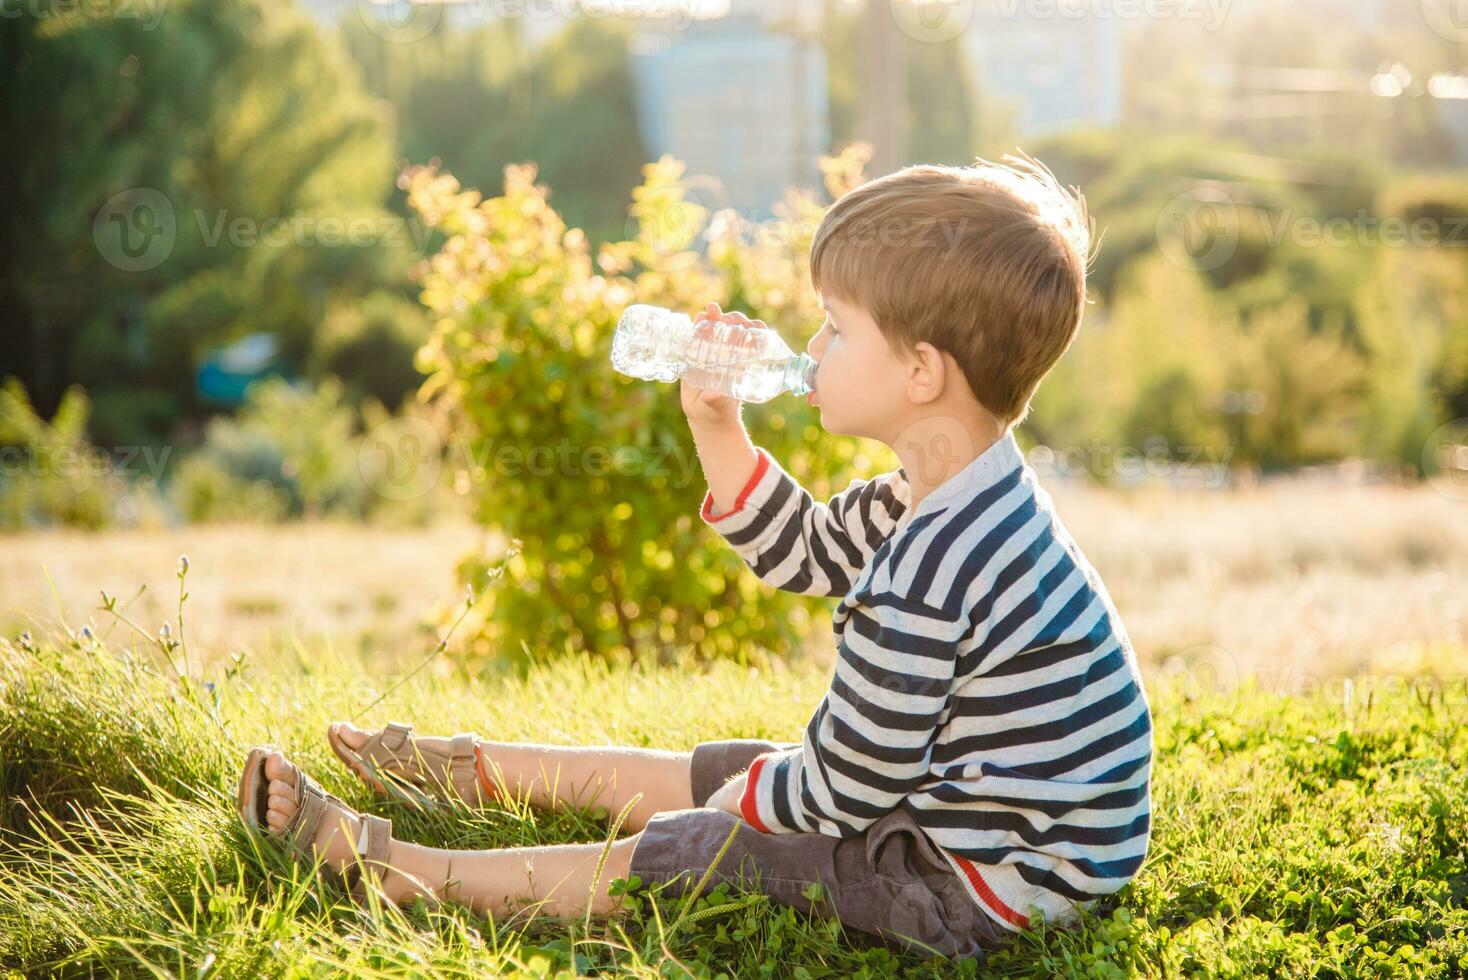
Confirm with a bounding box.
[693,420,903,598]
[736,592,958,836]
[679,304,900,597]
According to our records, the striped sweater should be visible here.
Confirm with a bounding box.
[699,431,1153,933]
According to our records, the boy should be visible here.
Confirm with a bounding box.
[238,156,1152,961]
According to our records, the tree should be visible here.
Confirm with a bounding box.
[0,0,403,447]
[339,15,647,248]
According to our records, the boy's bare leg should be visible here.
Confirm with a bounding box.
[330,723,695,831]
[261,750,639,918]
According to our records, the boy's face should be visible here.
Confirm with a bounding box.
[807,292,912,442]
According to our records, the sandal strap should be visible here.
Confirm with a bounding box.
[358,723,484,803]
[448,733,480,801]
[347,813,395,901]
[364,721,416,762]
[286,770,331,858]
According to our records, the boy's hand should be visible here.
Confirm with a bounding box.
[680,302,769,431]
[706,770,748,818]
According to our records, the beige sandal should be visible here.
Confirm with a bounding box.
[328,721,494,809]
[237,746,401,903]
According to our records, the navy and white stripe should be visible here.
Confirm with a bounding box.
[701,432,1153,932]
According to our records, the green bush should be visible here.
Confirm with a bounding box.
[405,150,884,664]
[170,376,367,522]
[169,448,293,524]
[0,377,164,530]
[1354,247,1468,471]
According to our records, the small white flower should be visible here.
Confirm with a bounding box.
[178,554,190,575]
[159,622,173,642]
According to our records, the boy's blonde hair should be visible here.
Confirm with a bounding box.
[810,154,1092,426]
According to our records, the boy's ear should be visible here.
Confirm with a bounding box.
[906,341,948,405]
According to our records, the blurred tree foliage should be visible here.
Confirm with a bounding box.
[0,0,413,447]
[169,373,452,524]
[1027,129,1468,477]
[2,0,1466,547]
[340,16,647,249]
[821,0,978,166]
[0,377,159,529]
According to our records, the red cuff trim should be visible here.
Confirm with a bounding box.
[951,855,1031,929]
[739,755,771,832]
[701,449,771,523]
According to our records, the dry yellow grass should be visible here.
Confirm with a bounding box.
[1050,476,1468,690]
[0,519,495,668]
[2,479,1463,687]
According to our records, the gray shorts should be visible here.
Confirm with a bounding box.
[627,739,1012,959]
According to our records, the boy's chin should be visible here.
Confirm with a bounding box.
[817,411,875,441]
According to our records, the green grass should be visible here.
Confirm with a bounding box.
[1,623,1465,978]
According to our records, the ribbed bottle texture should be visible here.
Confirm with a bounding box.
[611,304,817,403]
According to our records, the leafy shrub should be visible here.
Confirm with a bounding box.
[168,441,293,524]
[0,377,164,530]
[170,376,368,522]
[405,150,884,663]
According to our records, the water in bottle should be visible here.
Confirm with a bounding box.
[610,304,818,403]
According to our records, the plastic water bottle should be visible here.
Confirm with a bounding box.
[611,304,818,403]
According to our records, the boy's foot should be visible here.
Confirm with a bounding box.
[328,721,494,807]
[249,749,432,905]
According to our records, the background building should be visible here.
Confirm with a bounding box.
[629,8,828,218]
[963,11,1123,137]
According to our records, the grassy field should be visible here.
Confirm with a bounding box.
[2,481,1466,976]
[1,617,1465,977]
